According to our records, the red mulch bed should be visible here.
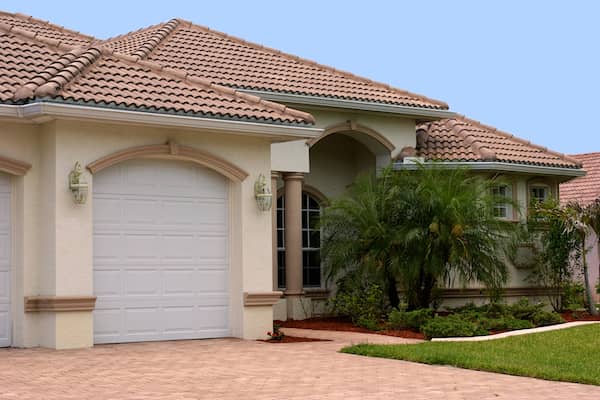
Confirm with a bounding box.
[276,317,425,340]
[561,311,600,322]
[258,336,331,344]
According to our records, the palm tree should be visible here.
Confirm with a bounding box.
[321,164,516,310]
[535,201,599,316]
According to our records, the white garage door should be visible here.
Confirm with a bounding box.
[93,159,230,344]
[0,174,11,347]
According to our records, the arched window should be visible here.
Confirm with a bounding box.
[277,191,323,288]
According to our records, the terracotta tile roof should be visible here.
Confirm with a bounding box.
[413,117,582,169]
[0,11,93,46]
[104,19,448,110]
[560,153,600,205]
[0,13,314,125]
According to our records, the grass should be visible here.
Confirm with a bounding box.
[342,324,600,385]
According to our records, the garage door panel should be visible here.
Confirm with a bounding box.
[123,234,161,259]
[122,199,160,225]
[196,306,229,329]
[196,271,228,293]
[124,269,161,296]
[163,269,196,295]
[125,307,161,335]
[94,269,121,297]
[94,160,230,344]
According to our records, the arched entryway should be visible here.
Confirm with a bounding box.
[273,122,393,320]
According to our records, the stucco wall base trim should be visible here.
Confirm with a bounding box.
[25,296,97,312]
[439,287,558,299]
[243,291,283,306]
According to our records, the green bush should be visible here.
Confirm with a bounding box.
[507,299,545,321]
[562,282,585,310]
[329,270,387,326]
[531,310,564,327]
[356,316,382,331]
[421,315,488,339]
[387,308,434,330]
[480,316,534,331]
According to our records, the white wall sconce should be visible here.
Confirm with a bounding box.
[69,162,89,204]
[254,173,272,211]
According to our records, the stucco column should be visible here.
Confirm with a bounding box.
[271,172,280,291]
[283,173,304,297]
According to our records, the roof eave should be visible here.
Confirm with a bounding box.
[238,89,456,120]
[393,160,586,178]
[0,102,322,140]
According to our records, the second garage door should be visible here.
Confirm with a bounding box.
[93,159,230,344]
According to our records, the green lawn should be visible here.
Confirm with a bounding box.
[342,324,600,385]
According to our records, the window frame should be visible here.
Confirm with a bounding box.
[276,189,324,289]
[491,183,514,220]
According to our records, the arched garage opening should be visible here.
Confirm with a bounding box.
[90,145,246,344]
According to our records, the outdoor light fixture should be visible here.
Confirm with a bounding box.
[68,161,89,204]
[254,173,272,211]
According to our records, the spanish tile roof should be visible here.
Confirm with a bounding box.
[0,11,93,46]
[560,153,600,205]
[0,12,314,125]
[104,19,448,110]
[413,117,582,169]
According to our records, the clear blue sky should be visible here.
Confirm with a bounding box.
[3,1,598,155]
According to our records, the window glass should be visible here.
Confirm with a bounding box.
[530,184,550,204]
[276,191,322,288]
[492,184,512,219]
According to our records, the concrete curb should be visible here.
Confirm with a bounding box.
[431,321,600,342]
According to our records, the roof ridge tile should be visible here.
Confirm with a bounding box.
[13,47,103,100]
[128,19,180,60]
[164,19,448,109]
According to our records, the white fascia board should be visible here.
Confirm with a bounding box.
[0,102,323,140]
[393,161,586,177]
[238,89,457,120]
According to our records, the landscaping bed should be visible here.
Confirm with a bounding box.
[258,336,331,344]
[561,310,600,322]
[276,318,425,340]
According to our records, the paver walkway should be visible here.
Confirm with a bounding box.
[0,328,598,399]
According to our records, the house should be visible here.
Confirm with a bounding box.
[0,11,584,349]
[560,152,600,303]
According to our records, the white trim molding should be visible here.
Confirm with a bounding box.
[0,103,323,141]
[238,90,457,120]
[394,161,585,178]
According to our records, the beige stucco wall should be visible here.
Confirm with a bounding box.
[1,118,279,348]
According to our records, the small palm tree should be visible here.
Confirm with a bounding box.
[535,201,599,316]
[321,164,516,310]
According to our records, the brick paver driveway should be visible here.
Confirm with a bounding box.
[1,329,598,399]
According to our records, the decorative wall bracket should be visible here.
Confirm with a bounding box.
[254,173,273,211]
[69,161,89,204]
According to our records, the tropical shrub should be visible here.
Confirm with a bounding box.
[321,164,517,311]
[421,315,487,339]
[527,200,582,312]
[328,269,388,328]
[531,310,564,327]
[387,308,434,330]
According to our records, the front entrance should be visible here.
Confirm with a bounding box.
[92,159,230,344]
